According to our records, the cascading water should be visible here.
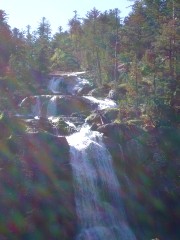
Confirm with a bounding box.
[18,73,137,239]
[67,126,136,240]
[46,96,57,117]
[83,96,117,109]
[48,77,63,93]
[31,96,41,118]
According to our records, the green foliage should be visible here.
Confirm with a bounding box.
[51,48,79,71]
[55,118,70,135]
[0,5,179,239]
[0,0,179,123]
[0,10,13,76]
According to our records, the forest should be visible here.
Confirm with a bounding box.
[0,0,179,239]
[0,0,179,124]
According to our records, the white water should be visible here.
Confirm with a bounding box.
[47,96,57,117]
[67,126,136,240]
[48,77,64,93]
[83,96,117,110]
[48,75,90,95]
[31,96,41,118]
[68,77,90,95]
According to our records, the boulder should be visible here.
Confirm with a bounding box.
[89,84,111,98]
[108,84,128,101]
[86,108,119,127]
[56,95,97,116]
[108,89,119,100]
[103,108,119,122]
[58,75,92,95]
[76,84,94,96]
[97,122,144,144]
[37,117,54,133]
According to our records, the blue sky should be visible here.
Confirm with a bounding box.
[1,0,132,34]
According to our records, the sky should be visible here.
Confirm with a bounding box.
[0,0,132,34]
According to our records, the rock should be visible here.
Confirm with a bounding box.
[86,111,109,126]
[103,136,124,171]
[22,131,70,162]
[108,84,128,101]
[97,122,144,144]
[76,84,94,96]
[56,95,96,116]
[90,123,99,131]
[86,108,119,128]
[89,84,111,98]
[53,117,77,135]
[103,108,119,122]
[19,95,97,118]
[37,117,54,133]
[58,75,92,95]
[108,89,119,100]
[86,112,102,125]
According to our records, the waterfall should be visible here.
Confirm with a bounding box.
[67,125,136,240]
[47,96,57,117]
[83,96,117,109]
[48,77,63,93]
[31,96,41,118]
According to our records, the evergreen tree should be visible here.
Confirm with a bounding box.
[0,10,12,76]
[34,17,52,78]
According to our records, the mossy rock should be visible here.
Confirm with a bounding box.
[54,117,76,135]
[103,108,119,122]
[85,113,99,124]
